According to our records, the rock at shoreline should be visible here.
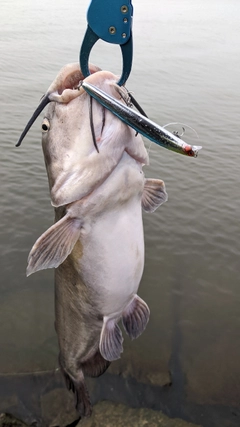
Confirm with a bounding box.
[41,387,79,427]
[0,413,29,427]
[108,346,172,387]
[78,401,202,427]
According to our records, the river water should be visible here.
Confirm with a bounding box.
[1,0,240,425]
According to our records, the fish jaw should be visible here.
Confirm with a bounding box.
[46,62,101,103]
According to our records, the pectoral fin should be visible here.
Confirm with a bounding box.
[99,317,123,361]
[26,215,81,276]
[122,295,150,340]
[142,178,168,213]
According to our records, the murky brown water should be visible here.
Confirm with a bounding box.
[1,0,240,425]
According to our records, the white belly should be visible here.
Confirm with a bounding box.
[72,152,145,317]
[79,200,144,316]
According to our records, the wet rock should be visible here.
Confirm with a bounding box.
[0,413,29,427]
[183,334,240,407]
[108,346,172,387]
[77,401,202,427]
[40,387,79,427]
[0,370,79,426]
[0,395,19,415]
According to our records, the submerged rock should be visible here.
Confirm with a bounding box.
[78,401,202,427]
[40,387,79,427]
[0,413,29,427]
[108,346,172,387]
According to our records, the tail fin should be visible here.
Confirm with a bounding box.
[59,355,92,418]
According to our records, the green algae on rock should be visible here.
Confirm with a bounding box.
[78,401,202,427]
[0,413,29,427]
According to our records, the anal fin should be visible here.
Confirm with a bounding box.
[99,318,123,361]
[122,295,150,340]
[81,349,111,378]
[142,178,168,213]
[27,214,82,276]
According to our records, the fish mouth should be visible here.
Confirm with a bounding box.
[17,63,202,158]
[16,63,100,147]
[82,82,202,158]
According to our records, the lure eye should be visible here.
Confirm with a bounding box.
[42,118,50,133]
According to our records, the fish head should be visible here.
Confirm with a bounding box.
[17,63,148,207]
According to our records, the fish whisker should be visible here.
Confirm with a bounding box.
[89,96,99,153]
[127,91,148,137]
[127,91,148,118]
[101,105,106,136]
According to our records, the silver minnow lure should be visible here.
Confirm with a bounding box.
[82,82,202,158]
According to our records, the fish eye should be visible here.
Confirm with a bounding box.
[42,118,50,132]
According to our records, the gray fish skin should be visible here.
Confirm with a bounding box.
[54,224,108,417]
[23,64,168,417]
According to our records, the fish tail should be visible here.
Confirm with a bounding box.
[59,354,92,418]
